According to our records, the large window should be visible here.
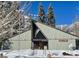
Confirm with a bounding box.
[76,39,79,49]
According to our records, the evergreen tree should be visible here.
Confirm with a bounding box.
[38,3,45,23]
[48,3,55,27]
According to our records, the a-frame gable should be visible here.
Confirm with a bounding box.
[32,21,47,41]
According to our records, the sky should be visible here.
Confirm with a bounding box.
[20,1,79,25]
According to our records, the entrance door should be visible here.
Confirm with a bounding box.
[33,41,48,50]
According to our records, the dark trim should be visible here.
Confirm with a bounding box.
[34,20,79,38]
[33,39,47,41]
[31,19,33,49]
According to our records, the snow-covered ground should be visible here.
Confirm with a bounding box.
[0,49,79,58]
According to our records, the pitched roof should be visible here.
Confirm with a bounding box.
[9,30,31,41]
[35,21,79,40]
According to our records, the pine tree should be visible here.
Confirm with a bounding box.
[38,2,45,23]
[48,3,55,27]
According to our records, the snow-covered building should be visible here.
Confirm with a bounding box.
[8,21,79,50]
